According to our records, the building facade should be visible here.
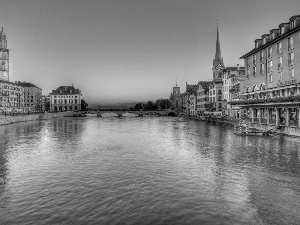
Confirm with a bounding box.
[169,84,181,111]
[0,81,24,112]
[231,15,300,128]
[50,85,82,111]
[0,27,9,81]
[16,82,42,112]
[209,81,223,112]
[196,81,211,115]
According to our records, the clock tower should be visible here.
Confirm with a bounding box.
[0,27,9,81]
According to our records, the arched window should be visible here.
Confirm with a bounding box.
[252,85,259,92]
[246,86,251,93]
[260,83,266,91]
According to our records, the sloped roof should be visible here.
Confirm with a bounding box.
[50,85,81,95]
[198,81,211,91]
[16,81,41,89]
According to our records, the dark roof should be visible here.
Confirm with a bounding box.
[198,81,211,91]
[0,80,25,86]
[240,22,300,59]
[223,66,245,72]
[240,15,300,59]
[50,85,81,95]
[16,81,41,89]
[289,15,300,21]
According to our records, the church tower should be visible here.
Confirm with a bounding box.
[0,27,9,81]
[212,24,224,81]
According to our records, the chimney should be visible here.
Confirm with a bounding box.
[237,64,240,70]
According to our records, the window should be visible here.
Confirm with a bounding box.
[281,26,285,35]
[288,52,294,66]
[246,58,250,67]
[278,56,282,69]
[54,95,57,98]
[253,66,256,76]
[268,47,272,58]
[269,74,273,82]
[278,71,282,80]
[247,68,250,78]
[268,60,273,72]
[75,100,77,104]
[64,100,67,104]
[288,36,294,50]
[260,51,264,61]
[253,54,256,64]
[218,96,221,101]
[54,100,57,104]
[277,42,282,54]
[218,90,222,94]
[213,90,215,95]
[289,68,295,78]
[260,63,264,74]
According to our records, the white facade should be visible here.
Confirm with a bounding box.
[0,81,24,112]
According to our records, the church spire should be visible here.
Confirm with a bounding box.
[212,21,224,81]
[215,22,222,62]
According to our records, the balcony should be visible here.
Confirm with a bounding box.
[229,94,300,106]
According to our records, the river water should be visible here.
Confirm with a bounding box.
[0,115,300,225]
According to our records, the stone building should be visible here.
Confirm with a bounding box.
[196,81,211,115]
[0,80,24,112]
[169,84,181,111]
[0,27,9,81]
[16,82,42,112]
[231,15,300,132]
[50,85,82,111]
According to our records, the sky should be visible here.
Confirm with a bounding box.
[1,0,300,105]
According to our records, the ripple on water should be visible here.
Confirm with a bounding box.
[0,117,299,225]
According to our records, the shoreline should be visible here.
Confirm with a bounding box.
[0,111,75,126]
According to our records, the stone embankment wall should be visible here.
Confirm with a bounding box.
[0,111,74,126]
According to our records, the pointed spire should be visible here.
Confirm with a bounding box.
[215,21,222,62]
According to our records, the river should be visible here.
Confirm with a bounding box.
[0,115,300,225]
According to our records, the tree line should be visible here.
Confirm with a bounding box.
[134,99,171,110]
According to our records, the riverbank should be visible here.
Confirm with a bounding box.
[182,115,300,137]
[0,111,75,126]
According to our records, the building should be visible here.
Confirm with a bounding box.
[16,82,42,112]
[189,92,197,115]
[209,25,225,112]
[0,27,9,81]
[231,15,300,128]
[185,83,198,115]
[196,81,211,115]
[0,80,24,112]
[209,81,223,112]
[169,83,181,111]
[49,85,82,111]
[41,95,50,112]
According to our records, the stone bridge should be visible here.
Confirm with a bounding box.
[76,110,178,117]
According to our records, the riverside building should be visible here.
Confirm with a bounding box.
[196,81,211,115]
[16,82,42,112]
[0,81,24,112]
[231,15,300,134]
[0,27,9,81]
[50,85,82,111]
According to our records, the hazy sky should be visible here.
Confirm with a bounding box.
[1,0,300,104]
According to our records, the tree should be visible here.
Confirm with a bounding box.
[81,99,88,111]
[134,103,143,110]
[156,99,171,110]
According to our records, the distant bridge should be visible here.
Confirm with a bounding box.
[75,110,178,117]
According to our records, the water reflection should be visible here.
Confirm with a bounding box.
[0,117,299,224]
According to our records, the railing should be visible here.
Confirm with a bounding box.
[229,94,300,106]
[269,119,276,124]
[253,118,259,123]
[289,120,298,127]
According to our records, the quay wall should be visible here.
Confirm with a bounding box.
[0,111,74,126]
[183,115,300,137]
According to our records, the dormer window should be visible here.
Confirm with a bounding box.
[280,26,285,35]
[291,19,295,29]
